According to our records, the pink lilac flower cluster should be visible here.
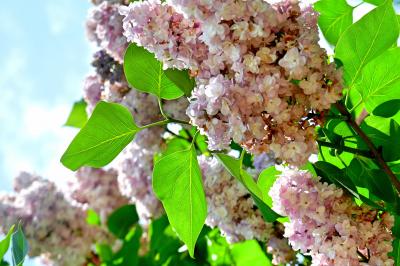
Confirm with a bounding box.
[67,167,129,222]
[198,155,272,243]
[269,169,394,265]
[120,0,343,166]
[87,1,128,63]
[0,172,113,266]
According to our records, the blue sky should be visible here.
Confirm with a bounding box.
[0,0,92,265]
[0,0,92,189]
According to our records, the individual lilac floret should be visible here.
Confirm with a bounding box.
[87,2,128,63]
[269,169,394,265]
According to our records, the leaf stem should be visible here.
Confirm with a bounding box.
[140,117,191,130]
[141,119,170,129]
[317,140,373,158]
[157,98,191,125]
[334,102,400,195]
[158,98,169,120]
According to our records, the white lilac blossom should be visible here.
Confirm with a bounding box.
[269,169,394,265]
[199,155,273,243]
[0,173,112,266]
[68,167,129,222]
[120,0,343,166]
[87,2,128,63]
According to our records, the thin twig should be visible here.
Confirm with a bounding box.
[334,102,400,195]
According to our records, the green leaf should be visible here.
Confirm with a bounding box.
[347,158,395,203]
[113,226,142,266]
[314,161,359,197]
[124,44,184,100]
[392,239,400,266]
[216,153,281,222]
[61,101,141,171]
[373,99,400,118]
[107,204,139,239]
[335,0,398,86]
[147,215,185,265]
[355,48,400,112]
[230,240,272,266]
[153,147,207,258]
[64,99,88,128]
[314,0,353,44]
[11,224,28,266]
[86,209,101,226]
[0,225,15,261]
[216,153,262,198]
[164,69,196,97]
[257,167,280,207]
[363,0,386,5]
[95,244,113,263]
[360,118,400,162]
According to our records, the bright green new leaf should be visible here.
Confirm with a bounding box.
[257,166,280,207]
[314,0,353,44]
[124,44,184,100]
[230,240,272,266]
[0,225,15,261]
[11,224,28,266]
[355,48,400,112]
[64,99,88,128]
[107,205,139,239]
[86,209,101,226]
[152,147,207,258]
[336,0,398,86]
[61,101,141,171]
[164,69,196,97]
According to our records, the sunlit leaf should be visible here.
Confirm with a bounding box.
[124,44,184,100]
[61,101,141,171]
[153,147,207,257]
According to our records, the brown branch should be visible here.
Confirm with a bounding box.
[334,102,400,195]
